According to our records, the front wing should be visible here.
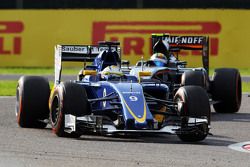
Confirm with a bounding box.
[64,114,209,135]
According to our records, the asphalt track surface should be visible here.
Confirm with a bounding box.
[0,96,250,167]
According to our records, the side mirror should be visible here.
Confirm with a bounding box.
[82,70,97,76]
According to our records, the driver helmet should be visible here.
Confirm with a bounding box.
[100,65,122,79]
[150,53,168,67]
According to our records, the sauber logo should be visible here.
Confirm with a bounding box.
[92,21,221,56]
[0,21,24,55]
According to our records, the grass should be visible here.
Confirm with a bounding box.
[0,67,250,96]
[242,82,250,93]
[1,80,249,96]
[209,68,250,76]
[0,67,81,75]
[0,67,250,76]
[0,81,18,96]
[237,68,250,76]
[0,80,54,96]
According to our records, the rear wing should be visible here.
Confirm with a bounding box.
[54,44,120,84]
[151,34,209,74]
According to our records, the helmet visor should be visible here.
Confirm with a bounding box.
[154,61,166,67]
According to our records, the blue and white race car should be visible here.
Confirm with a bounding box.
[16,41,210,142]
[130,34,242,113]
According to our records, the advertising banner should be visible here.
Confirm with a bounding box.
[0,10,249,67]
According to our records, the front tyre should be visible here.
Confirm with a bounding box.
[50,82,90,138]
[174,86,210,142]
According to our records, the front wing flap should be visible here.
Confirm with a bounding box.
[64,114,209,135]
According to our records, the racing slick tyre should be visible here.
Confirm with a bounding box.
[16,76,50,128]
[181,70,207,89]
[50,81,90,138]
[174,86,210,142]
[212,68,242,113]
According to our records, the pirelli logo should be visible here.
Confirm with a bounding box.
[0,21,24,55]
[92,21,221,56]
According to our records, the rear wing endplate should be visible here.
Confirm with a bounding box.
[54,45,120,84]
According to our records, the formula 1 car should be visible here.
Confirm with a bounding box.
[15,41,210,142]
[130,34,242,113]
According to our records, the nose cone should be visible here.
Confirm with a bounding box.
[111,82,154,130]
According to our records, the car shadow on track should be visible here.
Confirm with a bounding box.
[42,119,237,147]
[27,125,236,147]
[211,112,250,122]
[76,133,236,147]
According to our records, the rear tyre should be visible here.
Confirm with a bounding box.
[50,82,90,138]
[181,70,207,88]
[212,68,242,113]
[174,86,210,142]
[16,76,50,128]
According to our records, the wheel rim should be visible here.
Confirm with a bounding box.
[175,95,186,116]
[51,96,60,126]
[176,97,183,113]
